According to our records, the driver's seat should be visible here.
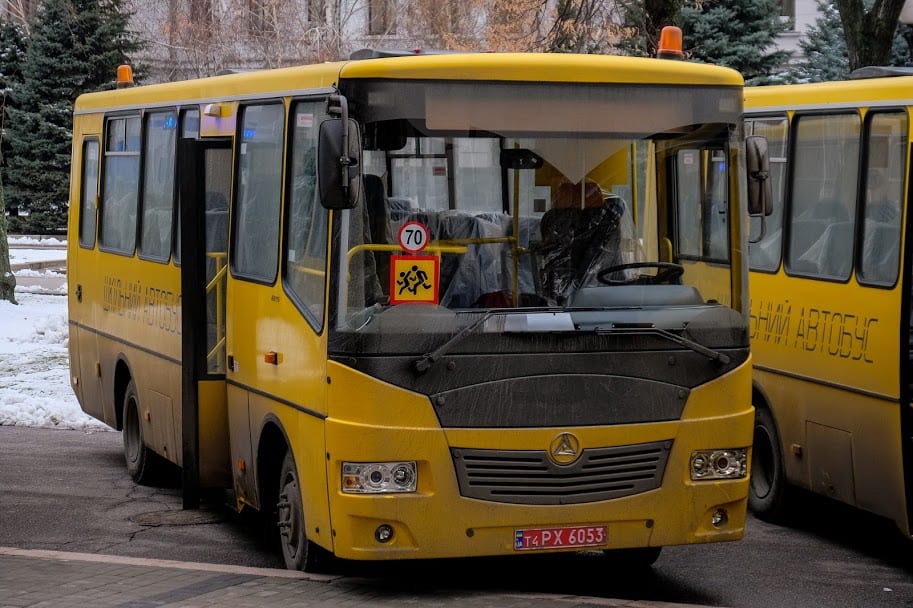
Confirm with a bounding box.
[537,200,625,304]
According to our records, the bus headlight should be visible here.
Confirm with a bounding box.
[690,449,747,480]
[342,461,417,494]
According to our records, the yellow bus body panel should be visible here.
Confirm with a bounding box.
[323,359,752,560]
[746,77,912,536]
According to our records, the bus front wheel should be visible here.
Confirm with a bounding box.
[749,405,790,521]
[122,379,159,484]
[277,451,325,572]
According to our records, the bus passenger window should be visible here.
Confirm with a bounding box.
[78,139,99,249]
[139,111,177,262]
[746,116,788,271]
[859,111,906,286]
[786,113,859,279]
[99,115,141,254]
[233,103,284,283]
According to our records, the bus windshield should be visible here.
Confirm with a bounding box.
[329,79,744,359]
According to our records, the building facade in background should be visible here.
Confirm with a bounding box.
[0,0,857,83]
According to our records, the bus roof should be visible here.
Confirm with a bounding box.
[336,52,743,86]
[75,52,742,114]
[745,75,913,112]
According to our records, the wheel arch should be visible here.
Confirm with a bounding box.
[113,356,133,431]
[256,414,292,516]
[751,379,774,418]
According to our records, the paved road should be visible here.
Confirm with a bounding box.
[1,426,911,607]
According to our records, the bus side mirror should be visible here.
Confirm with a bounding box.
[746,135,772,216]
[318,118,362,210]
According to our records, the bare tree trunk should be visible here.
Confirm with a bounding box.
[0,91,17,304]
[0,187,18,305]
[836,0,907,71]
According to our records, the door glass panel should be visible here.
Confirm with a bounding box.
[205,148,231,374]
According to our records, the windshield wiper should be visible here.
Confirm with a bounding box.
[412,310,499,374]
[656,328,730,365]
[412,307,564,374]
[603,326,730,365]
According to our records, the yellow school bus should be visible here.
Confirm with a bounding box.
[745,67,913,538]
[68,43,762,571]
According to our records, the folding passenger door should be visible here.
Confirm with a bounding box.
[178,137,233,507]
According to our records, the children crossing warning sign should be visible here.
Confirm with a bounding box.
[390,255,440,304]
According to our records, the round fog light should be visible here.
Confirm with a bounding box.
[375,524,394,543]
[711,508,728,528]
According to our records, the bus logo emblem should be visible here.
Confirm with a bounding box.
[548,433,581,465]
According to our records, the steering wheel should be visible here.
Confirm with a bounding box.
[596,262,685,285]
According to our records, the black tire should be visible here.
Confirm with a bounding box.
[122,379,159,485]
[277,451,326,572]
[602,547,662,568]
[749,405,791,522]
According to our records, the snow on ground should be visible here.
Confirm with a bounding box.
[8,247,66,266]
[0,238,109,431]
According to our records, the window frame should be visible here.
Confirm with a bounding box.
[282,96,332,332]
[98,113,142,256]
[138,108,179,264]
[746,113,790,273]
[230,100,286,285]
[78,137,100,250]
[783,110,861,283]
[856,108,908,288]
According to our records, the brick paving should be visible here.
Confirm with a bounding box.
[0,548,687,608]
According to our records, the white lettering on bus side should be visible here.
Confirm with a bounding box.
[102,275,181,335]
[749,299,877,364]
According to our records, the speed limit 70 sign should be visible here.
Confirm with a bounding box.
[397,221,430,253]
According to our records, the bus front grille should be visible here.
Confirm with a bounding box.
[450,441,672,505]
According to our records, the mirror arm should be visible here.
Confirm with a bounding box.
[332,94,352,200]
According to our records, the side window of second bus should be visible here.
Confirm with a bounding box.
[858,111,907,286]
[746,116,788,271]
[786,113,860,280]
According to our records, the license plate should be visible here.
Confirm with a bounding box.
[514,525,608,551]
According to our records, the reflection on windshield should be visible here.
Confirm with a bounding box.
[330,80,740,351]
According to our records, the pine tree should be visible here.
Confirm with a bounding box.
[614,0,683,58]
[0,19,28,220]
[681,0,792,85]
[0,19,28,301]
[793,0,850,83]
[5,0,142,234]
[791,1,911,83]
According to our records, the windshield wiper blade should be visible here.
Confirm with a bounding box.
[648,328,730,365]
[601,326,730,365]
[412,310,499,374]
[412,307,565,374]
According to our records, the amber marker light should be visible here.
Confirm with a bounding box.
[657,26,684,60]
[116,64,134,88]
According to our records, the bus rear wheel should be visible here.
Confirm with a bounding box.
[749,405,790,522]
[277,451,325,572]
[122,379,160,484]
